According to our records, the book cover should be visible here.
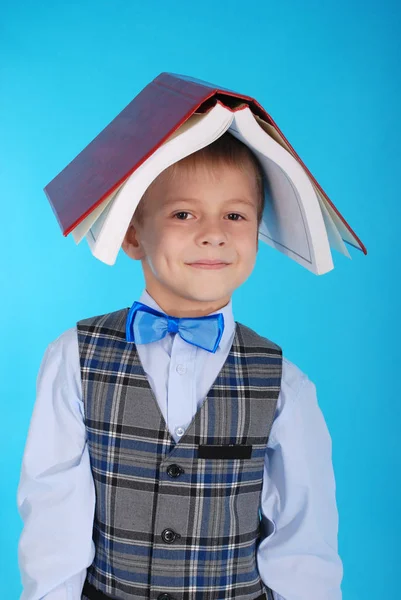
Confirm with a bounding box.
[44,72,367,255]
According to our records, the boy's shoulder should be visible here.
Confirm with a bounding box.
[45,307,128,352]
[236,320,282,353]
[238,320,312,396]
[76,306,128,332]
[45,325,80,367]
[43,307,130,376]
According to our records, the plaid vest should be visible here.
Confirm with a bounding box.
[76,307,282,600]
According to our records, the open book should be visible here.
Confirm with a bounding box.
[71,102,351,275]
[44,72,366,275]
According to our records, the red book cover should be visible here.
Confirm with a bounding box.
[43,72,366,254]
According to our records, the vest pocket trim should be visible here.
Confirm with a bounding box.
[198,444,253,459]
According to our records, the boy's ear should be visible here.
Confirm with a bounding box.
[121,223,145,260]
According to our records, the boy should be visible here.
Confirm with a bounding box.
[17,133,343,600]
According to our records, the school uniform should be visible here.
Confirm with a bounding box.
[17,290,343,600]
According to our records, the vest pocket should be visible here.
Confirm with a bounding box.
[198,443,253,459]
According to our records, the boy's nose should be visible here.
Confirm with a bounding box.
[200,235,227,246]
[197,224,228,246]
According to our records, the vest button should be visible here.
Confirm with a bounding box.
[167,464,184,478]
[158,594,173,600]
[162,528,180,543]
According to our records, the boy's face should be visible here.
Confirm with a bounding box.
[122,162,260,317]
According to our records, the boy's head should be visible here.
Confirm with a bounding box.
[122,133,265,317]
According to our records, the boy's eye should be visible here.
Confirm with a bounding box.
[173,211,192,220]
[172,212,244,220]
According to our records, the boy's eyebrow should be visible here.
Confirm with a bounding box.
[163,197,256,208]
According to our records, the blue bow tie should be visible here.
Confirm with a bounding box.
[126,301,225,354]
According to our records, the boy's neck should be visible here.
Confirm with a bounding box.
[144,287,231,318]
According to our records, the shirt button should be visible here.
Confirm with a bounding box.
[175,426,185,437]
[176,364,186,375]
[167,464,184,478]
[161,528,180,543]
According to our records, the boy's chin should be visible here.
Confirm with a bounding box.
[180,278,244,302]
[181,288,234,304]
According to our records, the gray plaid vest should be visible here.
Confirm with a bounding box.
[76,307,282,600]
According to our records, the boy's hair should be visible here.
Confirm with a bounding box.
[132,132,266,228]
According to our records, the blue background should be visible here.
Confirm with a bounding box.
[2,0,399,597]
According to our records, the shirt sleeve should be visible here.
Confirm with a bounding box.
[16,329,96,600]
[256,361,343,600]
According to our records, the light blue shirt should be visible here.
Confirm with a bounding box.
[17,289,343,600]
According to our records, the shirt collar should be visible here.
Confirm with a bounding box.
[136,288,236,353]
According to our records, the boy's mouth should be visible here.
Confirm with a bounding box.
[187,260,230,270]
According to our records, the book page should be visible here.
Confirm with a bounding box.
[71,183,123,244]
[230,107,333,275]
[255,114,358,248]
